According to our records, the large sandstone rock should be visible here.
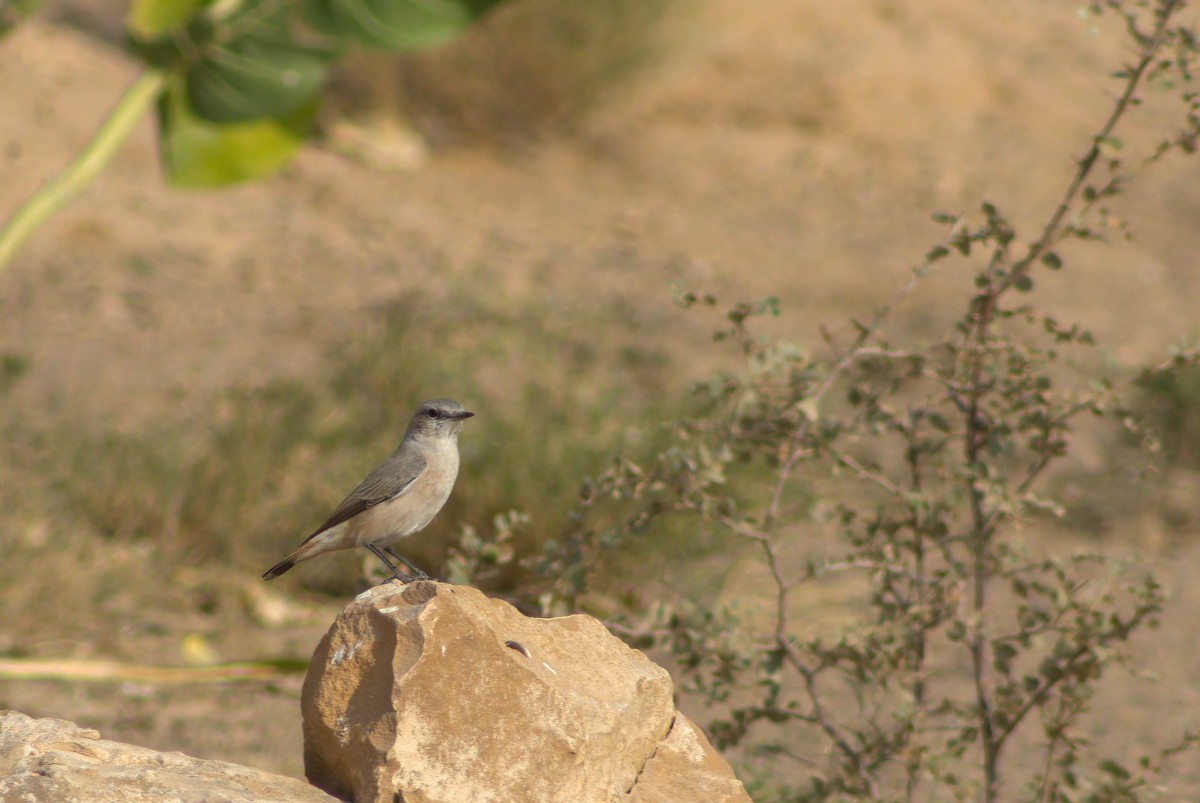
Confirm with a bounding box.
[0,709,337,803]
[628,712,751,803]
[302,582,751,803]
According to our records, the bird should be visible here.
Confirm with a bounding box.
[262,398,474,583]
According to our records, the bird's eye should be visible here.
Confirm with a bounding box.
[426,408,441,419]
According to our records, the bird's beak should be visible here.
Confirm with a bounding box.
[455,410,475,420]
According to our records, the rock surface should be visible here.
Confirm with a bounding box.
[302,581,751,803]
[0,709,337,803]
[629,713,751,803]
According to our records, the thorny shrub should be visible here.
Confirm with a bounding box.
[528,2,1200,800]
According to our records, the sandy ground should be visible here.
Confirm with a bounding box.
[2,0,1199,794]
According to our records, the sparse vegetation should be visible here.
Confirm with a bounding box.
[3,0,1200,795]
[1135,349,1200,469]
[534,1,1200,799]
[3,283,678,594]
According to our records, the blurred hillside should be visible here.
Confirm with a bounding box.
[1,0,1198,791]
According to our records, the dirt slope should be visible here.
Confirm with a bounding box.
[1,0,1198,788]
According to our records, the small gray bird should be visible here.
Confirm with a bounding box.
[262,398,474,583]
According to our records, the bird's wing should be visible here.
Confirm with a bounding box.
[302,449,428,541]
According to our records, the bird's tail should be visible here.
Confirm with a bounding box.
[261,528,348,580]
[261,557,295,581]
[261,538,321,580]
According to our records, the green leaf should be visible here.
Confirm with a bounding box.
[301,0,505,51]
[1041,251,1063,270]
[1099,759,1132,780]
[126,0,204,39]
[993,642,1017,673]
[188,40,333,123]
[186,4,336,123]
[157,76,317,188]
[1014,273,1034,292]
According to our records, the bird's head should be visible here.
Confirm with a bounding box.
[408,398,474,439]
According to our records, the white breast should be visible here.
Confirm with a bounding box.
[348,438,461,548]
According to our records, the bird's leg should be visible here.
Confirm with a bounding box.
[366,544,416,584]
[385,545,431,581]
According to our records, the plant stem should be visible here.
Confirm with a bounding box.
[905,420,928,803]
[0,68,168,273]
[1001,0,1182,293]
[957,10,1183,799]
[963,295,1000,803]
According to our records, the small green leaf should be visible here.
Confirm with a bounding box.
[1041,251,1063,270]
[926,245,950,262]
[157,76,318,187]
[926,411,950,432]
[994,642,1017,673]
[302,0,505,51]
[1099,759,1131,780]
[188,39,333,123]
[185,4,337,123]
[1014,273,1034,292]
[126,0,204,39]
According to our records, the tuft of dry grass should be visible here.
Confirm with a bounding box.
[0,278,684,599]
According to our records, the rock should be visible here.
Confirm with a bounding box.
[629,713,751,803]
[0,709,337,803]
[302,581,751,803]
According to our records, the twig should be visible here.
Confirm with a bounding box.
[0,70,168,272]
[1000,0,1185,295]
[0,656,304,684]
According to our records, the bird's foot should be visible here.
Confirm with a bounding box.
[384,568,433,584]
